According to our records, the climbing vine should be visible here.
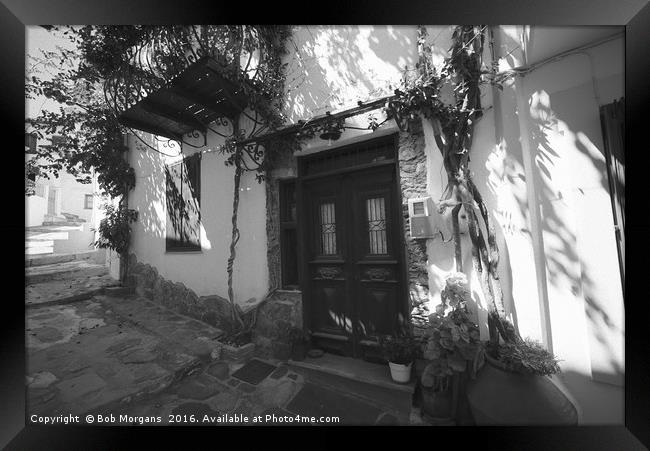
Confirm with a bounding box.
[384,25,555,369]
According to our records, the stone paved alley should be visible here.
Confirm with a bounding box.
[26,257,429,426]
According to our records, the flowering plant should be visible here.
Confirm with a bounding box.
[421,273,484,389]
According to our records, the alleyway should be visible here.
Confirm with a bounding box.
[26,257,428,426]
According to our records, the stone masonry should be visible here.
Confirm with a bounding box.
[126,253,237,334]
[126,253,303,358]
[397,120,432,337]
[253,290,302,358]
[257,142,304,358]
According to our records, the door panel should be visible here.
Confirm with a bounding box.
[349,167,403,358]
[303,177,354,356]
[302,164,405,359]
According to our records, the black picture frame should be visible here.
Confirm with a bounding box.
[6,1,648,448]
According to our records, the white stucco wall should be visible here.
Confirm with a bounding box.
[511,31,625,424]
[428,26,624,424]
[55,172,95,222]
[124,25,624,423]
[25,159,95,226]
[284,25,418,121]
[26,191,46,227]
[281,25,624,424]
[127,127,268,305]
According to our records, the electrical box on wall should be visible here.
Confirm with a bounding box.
[408,197,446,239]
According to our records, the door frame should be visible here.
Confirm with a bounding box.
[295,133,412,356]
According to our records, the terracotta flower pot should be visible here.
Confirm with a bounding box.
[466,353,578,425]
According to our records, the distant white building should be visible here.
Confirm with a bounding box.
[25,133,98,227]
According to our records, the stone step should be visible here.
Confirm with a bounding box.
[42,221,85,227]
[26,249,104,268]
[26,239,55,248]
[288,353,415,423]
[26,224,84,234]
[26,260,110,285]
[26,231,70,241]
[25,245,54,256]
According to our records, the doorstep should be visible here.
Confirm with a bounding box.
[288,353,415,421]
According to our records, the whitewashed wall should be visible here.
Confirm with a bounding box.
[283,25,624,424]
[509,28,624,424]
[127,125,268,305]
[284,25,418,121]
[25,191,46,227]
[125,25,624,423]
[419,25,624,424]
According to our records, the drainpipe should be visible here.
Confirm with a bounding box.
[511,25,554,353]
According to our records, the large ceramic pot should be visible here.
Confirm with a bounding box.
[466,353,578,425]
[420,373,471,425]
[421,376,454,419]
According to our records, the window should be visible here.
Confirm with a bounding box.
[280,180,299,288]
[165,153,201,252]
[84,194,93,209]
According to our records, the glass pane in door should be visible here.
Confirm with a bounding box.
[366,196,387,254]
[319,202,337,255]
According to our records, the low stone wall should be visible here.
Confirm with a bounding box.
[125,253,237,334]
[252,290,302,358]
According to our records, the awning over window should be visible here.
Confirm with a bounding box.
[118,57,249,141]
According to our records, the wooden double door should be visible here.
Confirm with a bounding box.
[300,164,407,359]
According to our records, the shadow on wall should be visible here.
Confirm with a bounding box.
[284,26,416,122]
[498,32,623,384]
[470,26,624,390]
[131,135,168,242]
[130,135,205,249]
[164,154,201,249]
[528,86,623,379]
[486,78,623,393]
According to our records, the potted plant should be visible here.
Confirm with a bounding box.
[466,335,577,425]
[439,267,576,425]
[217,303,260,363]
[379,335,417,383]
[289,327,310,361]
[420,273,483,422]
